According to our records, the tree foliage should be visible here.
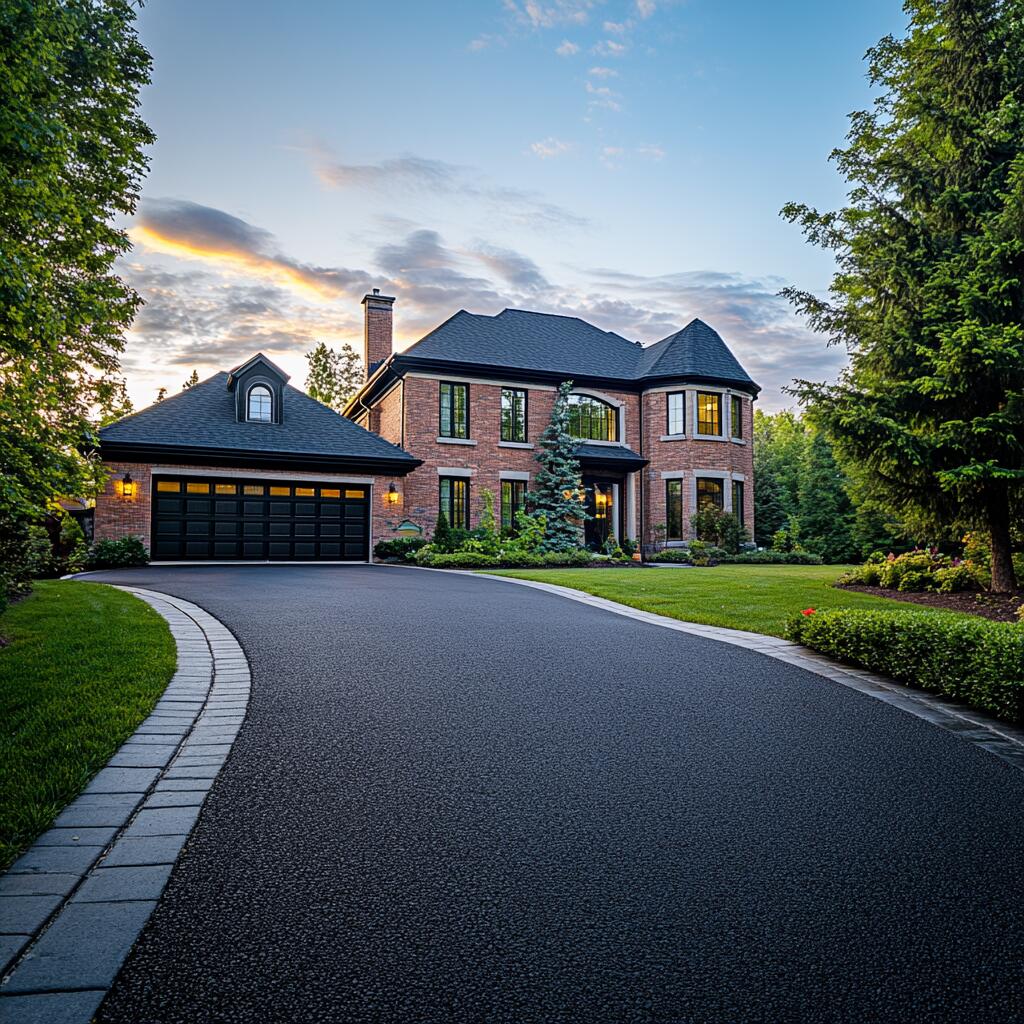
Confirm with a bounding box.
[528,381,588,552]
[182,369,199,389]
[1,0,154,597]
[304,341,363,412]
[782,0,1024,589]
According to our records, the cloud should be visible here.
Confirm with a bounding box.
[468,35,492,51]
[131,199,373,302]
[588,65,618,77]
[504,0,594,28]
[555,39,579,55]
[309,147,588,231]
[637,144,666,160]
[530,137,572,159]
[592,39,628,57]
[603,20,630,33]
[472,243,551,292]
[636,0,656,17]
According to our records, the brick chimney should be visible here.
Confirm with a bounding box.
[361,288,395,380]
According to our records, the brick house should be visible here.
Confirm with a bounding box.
[348,291,758,554]
[94,353,420,561]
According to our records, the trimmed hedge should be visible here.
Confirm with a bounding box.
[85,537,149,570]
[787,608,1024,723]
[420,549,594,570]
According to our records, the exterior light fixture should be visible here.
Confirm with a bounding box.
[122,472,134,498]
[386,482,400,504]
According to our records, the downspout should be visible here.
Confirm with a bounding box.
[638,391,645,560]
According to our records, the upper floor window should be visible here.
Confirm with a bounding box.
[730,395,743,440]
[439,382,469,438]
[696,392,722,436]
[247,385,273,423]
[567,393,618,442]
[667,392,685,436]
[501,388,528,443]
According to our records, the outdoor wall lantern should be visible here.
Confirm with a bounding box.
[121,472,134,498]
[386,482,400,504]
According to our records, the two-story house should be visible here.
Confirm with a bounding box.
[348,290,758,554]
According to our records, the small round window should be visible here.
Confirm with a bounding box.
[247,385,272,422]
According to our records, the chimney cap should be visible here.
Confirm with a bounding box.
[362,289,396,306]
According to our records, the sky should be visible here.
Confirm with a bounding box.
[119,0,906,412]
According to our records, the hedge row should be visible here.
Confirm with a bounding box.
[419,549,595,570]
[787,609,1024,723]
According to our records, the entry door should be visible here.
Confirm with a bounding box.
[583,477,618,550]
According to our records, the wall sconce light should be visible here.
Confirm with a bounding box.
[122,472,134,498]
[386,482,400,505]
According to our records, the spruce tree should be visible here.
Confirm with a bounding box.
[529,381,588,551]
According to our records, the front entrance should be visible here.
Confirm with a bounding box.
[583,476,621,550]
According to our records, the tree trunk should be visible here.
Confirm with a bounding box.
[988,494,1017,593]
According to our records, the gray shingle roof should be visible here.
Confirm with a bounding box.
[100,372,417,464]
[397,309,757,391]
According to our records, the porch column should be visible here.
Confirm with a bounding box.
[625,472,638,540]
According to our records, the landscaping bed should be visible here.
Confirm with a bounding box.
[838,583,1023,623]
[0,581,176,867]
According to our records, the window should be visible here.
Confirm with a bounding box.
[501,388,528,443]
[696,392,722,436]
[247,385,272,423]
[269,485,290,496]
[439,382,469,438]
[567,394,618,442]
[345,489,365,499]
[243,484,264,496]
[732,480,745,526]
[501,480,527,530]
[667,392,685,436]
[320,488,340,499]
[731,395,743,440]
[215,483,236,495]
[295,487,315,497]
[186,482,210,494]
[697,477,724,510]
[439,476,469,528]
[666,480,683,541]
[156,480,180,493]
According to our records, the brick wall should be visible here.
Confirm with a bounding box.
[95,461,407,558]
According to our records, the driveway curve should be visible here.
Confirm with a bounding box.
[85,564,1024,1023]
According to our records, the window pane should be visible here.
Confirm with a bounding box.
[439,383,468,438]
[215,483,237,494]
[269,485,290,496]
[696,478,724,510]
[501,388,527,442]
[567,394,618,441]
[732,481,745,526]
[666,480,683,540]
[731,395,743,439]
[501,480,526,529]
[697,393,722,435]
[186,482,210,494]
[345,489,365,499]
[439,383,452,435]
[295,487,315,497]
[243,485,264,496]
[667,392,685,435]
[248,386,272,422]
[156,480,180,492]
[320,488,340,498]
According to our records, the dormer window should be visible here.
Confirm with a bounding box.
[247,385,273,423]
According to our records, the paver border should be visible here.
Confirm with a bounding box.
[0,586,251,1023]
[420,566,1024,773]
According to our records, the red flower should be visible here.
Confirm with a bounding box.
[801,607,816,616]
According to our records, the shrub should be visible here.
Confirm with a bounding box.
[427,552,499,569]
[373,537,427,562]
[85,537,149,570]
[57,516,88,574]
[786,608,1024,723]
[932,563,984,593]
[691,506,749,554]
[649,549,692,564]
[543,549,592,567]
[722,550,824,565]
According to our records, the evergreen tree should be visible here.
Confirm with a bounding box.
[305,341,363,412]
[529,381,588,551]
[753,467,787,548]
[155,386,167,403]
[797,431,857,563]
[182,369,199,389]
[782,0,1024,590]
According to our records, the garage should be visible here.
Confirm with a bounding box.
[152,475,370,562]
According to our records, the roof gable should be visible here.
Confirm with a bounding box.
[226,352,290,389]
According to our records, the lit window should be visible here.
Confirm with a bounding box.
[248,385,272,422]
[186,482,210,494]
[501,480,527,530]
[295,487,315,497]
[345,489,365,499]
[697,477,724,510]
[501,388,528,442]
[269,486,290,496]
[567,394,618,442]
[215,483,236,494]
[696,393,722,436]
[439,382,469,438]
[732,480,745,526]
[666,480,683,540]
[731,395,743,440]
[667,392,685,436]
[320,488,341,499]
[439,476,469,528]
[243,485,264,495]
[156,480,180,493]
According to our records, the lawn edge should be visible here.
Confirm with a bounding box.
[0,586,251,1022]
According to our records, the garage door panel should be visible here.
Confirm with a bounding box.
[153,476,369,562]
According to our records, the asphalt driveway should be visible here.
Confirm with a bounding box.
[87,565,1024,1023]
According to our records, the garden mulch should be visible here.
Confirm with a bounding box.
[838,584,1022,623]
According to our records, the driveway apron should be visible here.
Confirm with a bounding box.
[84,565,1024,1023]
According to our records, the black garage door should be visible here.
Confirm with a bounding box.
[151,475,370,561]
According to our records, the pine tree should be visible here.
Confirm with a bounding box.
[155,386,167,403]
[797,432,857,563]
[529,381,588,551]
[305,341,363,412]
[182,369,199,389]
[783,0,1024,590]
[753,467,787,548]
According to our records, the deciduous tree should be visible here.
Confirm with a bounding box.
[304,341,363,412]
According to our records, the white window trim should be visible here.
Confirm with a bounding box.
[436,467,474,477]
[660,470,687,480]
[436,436,478,446]
[659,433,687,442]
[245,382,274,423]
[569,387,627,446]
[499,471,531,481]
[498,441,534,450]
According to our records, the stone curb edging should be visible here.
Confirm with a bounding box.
[458,570,1024,773]
[0,586,251,1023]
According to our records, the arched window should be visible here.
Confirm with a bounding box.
[247,385,273,423]
[567,393,618,442]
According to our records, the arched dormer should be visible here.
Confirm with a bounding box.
[226,353,289,425]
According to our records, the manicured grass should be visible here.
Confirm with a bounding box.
[486,564,969,638]
[0,581,176,867]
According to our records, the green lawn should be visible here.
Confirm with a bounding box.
[486,564,965,638]
[0,581,176,867]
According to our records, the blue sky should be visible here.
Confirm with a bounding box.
[121,0,905,410]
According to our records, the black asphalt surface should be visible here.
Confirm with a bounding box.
[89,565,1024,1023]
